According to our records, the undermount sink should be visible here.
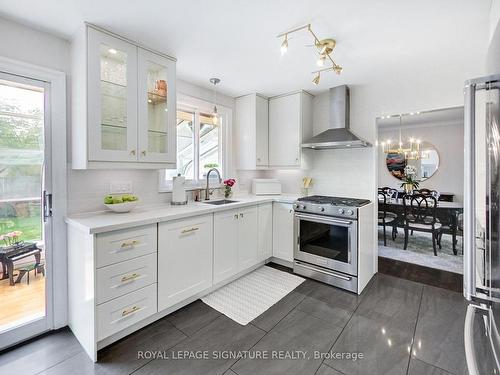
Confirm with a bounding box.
[202,199,239,205]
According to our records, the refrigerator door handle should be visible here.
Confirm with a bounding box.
[464,82,476,301]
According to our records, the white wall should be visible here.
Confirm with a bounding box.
[378,123,464,202]
[487,1,500,73]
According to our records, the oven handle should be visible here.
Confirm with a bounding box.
[294,212,353,226]
[294,261,352,281]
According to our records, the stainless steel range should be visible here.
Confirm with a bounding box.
[293,195,370,293]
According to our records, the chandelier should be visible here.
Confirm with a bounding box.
[277,24,342,85]
[381,116,428,160]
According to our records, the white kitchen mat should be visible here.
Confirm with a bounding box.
[201,266,305,325]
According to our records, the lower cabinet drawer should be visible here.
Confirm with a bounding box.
[97,283,157,341]
[96,253,157,305]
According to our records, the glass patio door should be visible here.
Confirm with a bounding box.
[0,72,51,349]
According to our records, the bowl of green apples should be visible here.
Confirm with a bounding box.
[104,194,139,213]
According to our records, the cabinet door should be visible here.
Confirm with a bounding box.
[213,209,239,284]
[158,215,213,311]
[272,203,294,262]
[269,93,301,167]
[258,203,273,261]
[87,27,138,162]
[137,48,176,164]
[255,95,269,166]
[238,205,259,272]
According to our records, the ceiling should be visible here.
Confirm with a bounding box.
[0,0,492,97]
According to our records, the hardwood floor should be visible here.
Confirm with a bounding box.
[0,271,45,332]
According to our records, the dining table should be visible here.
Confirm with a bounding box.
[381,199,463,255]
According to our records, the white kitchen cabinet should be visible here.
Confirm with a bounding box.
[272,202,295,262]
[258,203,273,261]
[67,223,159,362]
[213,205,260,284]
[71,24,176,169]
[237,206,259,271]
[268,91,313,168]
[158,214,213,311]
[137,48,176,163]
[213,208,239,284]
[234,93,269,169]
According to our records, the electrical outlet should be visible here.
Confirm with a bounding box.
[109,181,133,194]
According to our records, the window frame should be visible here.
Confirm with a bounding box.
[158,93,231,192]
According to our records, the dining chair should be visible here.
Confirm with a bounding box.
[413,188,441,200]
[380,187,399,202]
[403,194,442,256]
[378,190,398,246]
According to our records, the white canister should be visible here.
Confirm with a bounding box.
[171,174,187,205]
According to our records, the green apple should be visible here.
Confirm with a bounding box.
[104,195,114,204]
[112,196,123,204]
[122,194,133,202]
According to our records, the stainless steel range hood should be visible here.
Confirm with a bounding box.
[301,85,372,149]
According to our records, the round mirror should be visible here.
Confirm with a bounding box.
[385,141,439,181]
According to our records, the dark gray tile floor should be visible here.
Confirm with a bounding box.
[0,269,472,375]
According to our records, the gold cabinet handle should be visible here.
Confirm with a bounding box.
[121,305,140,317]
[121,273,139,283]
[240,213,244,218]
[120,240,139,248]
[130,150,136,156]
[181,227,199,234]
[234,214,238,219]
[141,150,146,156]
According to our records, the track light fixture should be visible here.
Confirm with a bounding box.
[312,72,320,85]
[277,24,342,85]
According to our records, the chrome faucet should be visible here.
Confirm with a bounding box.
[205,168,222,200]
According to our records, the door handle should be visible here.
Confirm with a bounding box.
[181,227,199,234]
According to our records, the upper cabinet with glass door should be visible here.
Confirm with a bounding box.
[137,49,176,163]
[71,24,176,169]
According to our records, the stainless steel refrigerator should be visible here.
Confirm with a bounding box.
[464,74,500,374]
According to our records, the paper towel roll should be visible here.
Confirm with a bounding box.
[172,174,187,204]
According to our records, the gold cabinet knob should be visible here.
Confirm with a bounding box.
[130,150,136,156]
[141,150,146,156]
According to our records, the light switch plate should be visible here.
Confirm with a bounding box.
[109,181,133,194]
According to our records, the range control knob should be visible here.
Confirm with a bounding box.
[347,209,354,216]
[318,206,325,212]
[294,204,300,209]
[338,208,345,215]
[300,205,306,210]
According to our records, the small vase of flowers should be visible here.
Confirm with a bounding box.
[400,165,420,194]
[223,178,236,198]
[0,231,23,248]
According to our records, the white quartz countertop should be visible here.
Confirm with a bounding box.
[65,194,299,234]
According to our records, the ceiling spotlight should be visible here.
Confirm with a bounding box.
[317,54,326,67]
[280,35,288,55]
[312,72,320,85]
[108,48,117,55]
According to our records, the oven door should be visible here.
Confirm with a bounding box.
[294,212,358,276]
